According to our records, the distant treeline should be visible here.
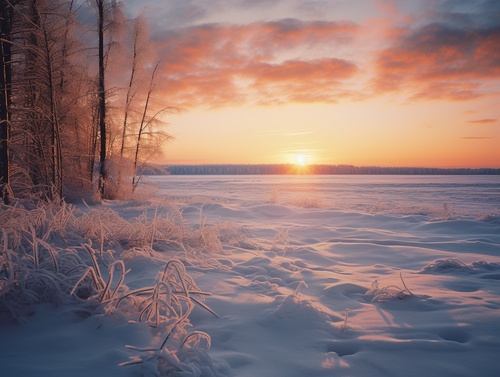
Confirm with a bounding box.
[140,164,500,175]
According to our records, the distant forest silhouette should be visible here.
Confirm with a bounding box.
[140,164,500,175]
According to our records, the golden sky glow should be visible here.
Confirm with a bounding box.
[123,0,500,168]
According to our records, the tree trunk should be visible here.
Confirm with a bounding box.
[97,0,107,197]
[132,60,160,191]
[0,0,13,204]
[40,14,63,199]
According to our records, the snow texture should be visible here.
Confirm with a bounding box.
[1,175,499,377]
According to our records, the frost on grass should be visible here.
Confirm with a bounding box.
[117,261,219,375]
[121,330,218,377]
[0,201,98,317]
[420,258,500,274]
[271,228,291,255]
[0,200,226,376]
[265,281,346,332]
[365,273,414,302]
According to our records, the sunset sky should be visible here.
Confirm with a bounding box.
[121,0,500,168]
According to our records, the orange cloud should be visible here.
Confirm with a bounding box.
[461,136,495,140]
[373,23,500,101]
[467,119,498,124]
[245,58,358,104]
[153,19,360,107]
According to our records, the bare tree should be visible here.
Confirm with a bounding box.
[18,0,75,199]
[114,16,143,191]
[96,0,106,197]
[94,0,125,199]
[1,0,93,200]
[131,60,176,191]
[119,17,142,162]
[0,0,15,203]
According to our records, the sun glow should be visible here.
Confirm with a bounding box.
[294,154,308,166]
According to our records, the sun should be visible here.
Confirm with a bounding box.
[294,154,308,166]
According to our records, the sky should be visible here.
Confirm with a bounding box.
[121,0,500,168]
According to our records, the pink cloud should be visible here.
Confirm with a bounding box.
[153,19,360,107]
[246,58,358,104]
[373,23,500,101]
[467,119,498,124]
[461,136,495,140]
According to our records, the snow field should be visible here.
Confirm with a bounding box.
[1,176,500,376]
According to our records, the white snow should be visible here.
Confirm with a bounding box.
[1,175,499,377]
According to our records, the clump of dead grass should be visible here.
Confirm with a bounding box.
[365,273,414,302]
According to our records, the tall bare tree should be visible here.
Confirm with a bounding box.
[132,60,176,191]
[18,0,72,199]
[0,0,15,203]
[96,0,106,197]
[119,17,142,161]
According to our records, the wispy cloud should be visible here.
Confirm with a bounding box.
[467,119,498,124]
[256,129,314,136]
[461,136,495,140]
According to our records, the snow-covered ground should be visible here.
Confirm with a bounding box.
[1,175,499,376]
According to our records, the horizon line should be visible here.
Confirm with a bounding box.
[154,163,500,170]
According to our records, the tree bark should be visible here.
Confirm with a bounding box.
[132,60,160,191]
[119,19,140,161]
[97,0,107,197]
[0,0,13,203]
